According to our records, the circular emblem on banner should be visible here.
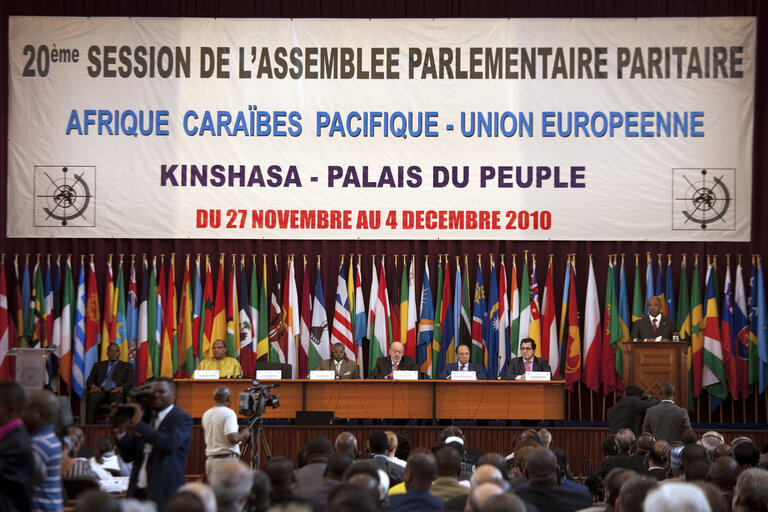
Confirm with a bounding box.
[672,168,735,232]
[34,166,96,228]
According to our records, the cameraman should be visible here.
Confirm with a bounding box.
[202,386,249,478]
[113,377,192,509]
[606,385,658,436]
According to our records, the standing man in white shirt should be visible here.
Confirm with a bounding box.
[630,296,676,342]
[202,386,249,478]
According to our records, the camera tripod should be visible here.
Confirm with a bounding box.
[242,414,272,468]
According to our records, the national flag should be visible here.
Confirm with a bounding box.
[748,259,759,388]
[369,260,390,374]
[703,260,727,400]
[331,258,355,361]
[44,257,54,348]
[558,256,571,380]
[226,256,240,358]
[127,257,139,365]
[21,257,31,346]
[354,258,366,378]
[269,256,286,363]
[758,258,768,393]
[178,256,195,377]
[459,256,472,353]
[471,259,486,369]
[664,256,677,322]
[309,259,330,371]
[486,258,499,378]
[212,255,227,349]
[282,257,300,378]
[192,256,203,361]
[201,256,215,360]
[631,256,644,327]
[645,254,654,315]
[417,259,434,377]
[601,258,623,395]
[347,256,356,354]
[84,260,101,381]
[257,256,269,361]
[406,256,418,358]
[430,258,444,378]
[529,256,542,357]
[238,258,252,368]
[721,263,738,399]
[499,257,511,376]
[160,256,176,378]
[583,257,602,392]
[400,258,410,354]
[113,259,128,362]
[655,255,664,313]
[452,259,463,367]
[299,257,312,376]
[678,257,692,339]
[72,258,86,397]
[366,256,379,357]
[541,256,559,379]
[31,258,46,348]
[136,257,150,384]
[439,262,456,376]
[58,257,75,390]
[518,254,532,354]
[564,258,581,390]
[618,256,631,345]
[152,257,165,378]
[100,257,115,359]
[0,258,11,380]
[245,257,259,376]
[734,262,750,398]
[13,258,24,349]
[390,259,401,345]
[691,257,704,399]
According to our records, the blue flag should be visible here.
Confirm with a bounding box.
[665,259,676,322]
[487,262,500,379]
[417,266,434,373]
[645,257,654,315]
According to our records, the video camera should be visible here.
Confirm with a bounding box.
[113,383,154,423]
[238,380,280,420]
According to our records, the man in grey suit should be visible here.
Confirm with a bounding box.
[630,296,676,342]
[642,382,695,444]
[316,342,360,379]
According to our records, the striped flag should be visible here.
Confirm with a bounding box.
[299,258,312,376]
[459,256,472,354]
[417,259,434,377]
[498,257,511,376]
[430,258,444,378]
[212,256,227,349]
[645,254,654,315]
[529,256,542,357]
[471,259,486,370]
[486,259,499,378]
[439,262,455,375]
[748,259,759,389]
[369,260,390,374]
[152,257,165,378]
[518,255,531,351]
[703,260,727,400]
[72,258,87,397]
[58,257,75,390]
[655,255,664,313]
[347,257,355,355]
[21,257,31,346]
[283,257,300,378]
[691,257,704,399]
[31,259,45,348]
[114,259,128,362]
[225,256,240,358]
[0,259,10,380]
[136,256,150,384]
[160,256,176,378]
[757,258,768,393]
[558,256,571,381]
[268,256,286,363]
[542,257,559,379]
[84,260,101,382]
[406,256,417,358]
[257,256,269,361]
[201,256,215,360]
[238,259,253,367]
[617,256,630,351]
[665,256,677,321]
[733,262,750,398]
[331,258,355,360]
[192,256,202,362]
[601,258,622,395]
[100,258,115,360]
[564,258,581,390]
[245,257,259,375]
[44,257,54,348]
[354,258,366,378]
[178,257,196,377]
[309,259,330,372]
[400,259,411,356]
[583,257,602,392]
[366,256,379,364]
[721,263,739,399]
[127,257,139,365]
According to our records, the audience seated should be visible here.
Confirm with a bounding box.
[616,475,658,512]
[294,435,332,489]
[643,482,711,512]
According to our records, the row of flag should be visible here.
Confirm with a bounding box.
[0,252,767,409]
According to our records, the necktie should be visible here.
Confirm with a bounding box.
[335,360,342,377]
[393,361,399,371]
[652,318,658,333]
[460,364,466,371]
[102,362,117,391]
[525,359,532,372]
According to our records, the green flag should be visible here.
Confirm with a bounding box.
[631,258,643,326]
[431,259,444,379]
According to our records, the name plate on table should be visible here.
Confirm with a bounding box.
[451,371,477,381]
[309,370,335,380]
[393,370,418,381]
[526,371,551,381]
[193,370,220,380]
[256,370,283,380]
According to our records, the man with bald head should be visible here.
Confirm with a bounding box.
[369,342,419,379]
[202,386,249,477]
[23,389,63,512]
[334,431,359,458]
[516,447,593,512]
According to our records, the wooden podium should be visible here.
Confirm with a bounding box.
[621,341,689,403]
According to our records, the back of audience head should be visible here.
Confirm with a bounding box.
[733,439,760,468]
[708,456,740,491]
[367,430,389,455]
[684,460,710,482]
[384,430,398,457]
[437,425,465,445]
[681,443,711,471]
[643,482,711,512]
[604,468,635,508]
[699,431,725,455]
[334,431,358,458]
[648,440,668,468]
[162,490,206,512]
[327,482,380,512]
[602,434,619,457]
[0,381,26,423]
[514,445,535,472]
[479,491,527,512]
[210,459,253,511]
[616,428,636,454]
[668,443,685,476]
[74,489,122,512]
[476,452,508,481]
[245,470,270,512]
[435,445,463,478]
[395,432,411,461]
[660,382,676,400]
[636,433,655,455]
[617,475,658,512]
[93,435,115,464]
[403,451,436,490]
[470,464,503,488]
[538,428,552,448]
[551,447,573,482]
[693,481,729,512]
[343,460,385,503]
[325,451,353,481]
[466,482,503,512]
[304,435,332,461]
[713,443,732,459]
[523,446,558,485]
[178,482,216,512]
[733,467,768,512]
[264,456,295,490]
[22,389,60,432]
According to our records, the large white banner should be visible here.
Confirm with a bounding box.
[8,17,755,240]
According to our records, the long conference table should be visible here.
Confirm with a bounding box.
[176,379,565,421]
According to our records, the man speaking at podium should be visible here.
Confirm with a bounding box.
[196,339,243,378]
[630,296,675,342]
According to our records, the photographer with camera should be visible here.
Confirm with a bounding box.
[606,385,658,436]
[202,386,249,478]
[113,377,192,509]
[85,343,134,424]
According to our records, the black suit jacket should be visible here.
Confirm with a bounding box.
[85,360,135,390]
[0,422,34,512]
[641,400,694,443]
[368,355,419,379]
[501,356,551,380]
[606,394,658,435]
[438,362,488,380]
[516,482,593,512]
[118,405,192,508]
[630,315,676,340]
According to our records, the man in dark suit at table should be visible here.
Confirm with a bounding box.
[316,342,360,379]
[438,344,487,380]
[630,295,676,342]
[369,341,419,379]
[115,377,192,509]
[501,338,551,381]
[86,342,134,423]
